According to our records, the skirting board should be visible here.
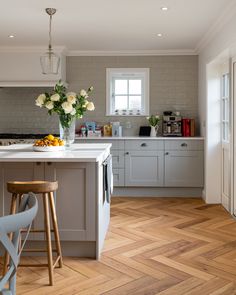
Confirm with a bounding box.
[113,187,203,198]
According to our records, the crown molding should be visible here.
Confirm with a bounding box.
[0,46,67,53]
[67,49,198,56]
[195,0,236,53]
[0,47,197,56]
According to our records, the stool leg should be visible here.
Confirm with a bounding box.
[3,193,18,275]
[49,192,63,268]
[43,193,54,286]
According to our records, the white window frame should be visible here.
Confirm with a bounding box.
[106,68,150,116]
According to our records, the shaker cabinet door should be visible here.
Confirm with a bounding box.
[164,151,204,187]
[44,162,96,241]
[125,151,164,187]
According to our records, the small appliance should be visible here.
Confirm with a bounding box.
[163,115,182,137]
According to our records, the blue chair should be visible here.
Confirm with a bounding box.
[0,193,38,295]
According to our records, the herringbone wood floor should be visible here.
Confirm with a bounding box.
[7,198,236,294]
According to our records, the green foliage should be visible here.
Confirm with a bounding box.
[147,115,161,127]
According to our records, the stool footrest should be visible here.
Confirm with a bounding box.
[22,229,54,233]
[22,248,58,253]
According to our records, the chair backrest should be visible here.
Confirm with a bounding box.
[0,193,38,295]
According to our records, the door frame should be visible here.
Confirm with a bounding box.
[231,57,236,215]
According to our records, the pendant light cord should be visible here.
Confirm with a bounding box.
[49,14,52,51]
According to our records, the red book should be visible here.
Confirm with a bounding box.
[186,119,191,137]
[182,119,191,137]
[182,119,186,136]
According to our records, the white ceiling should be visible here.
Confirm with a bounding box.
[0,0,233,53]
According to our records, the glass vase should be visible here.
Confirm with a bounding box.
[59,118,76,147]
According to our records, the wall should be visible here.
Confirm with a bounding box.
[0,55,198,135]
[67,55,198,135]
[0,87,59,134]
[198,4,236,204]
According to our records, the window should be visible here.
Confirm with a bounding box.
[106,68,149,116]
[222,73,230,142]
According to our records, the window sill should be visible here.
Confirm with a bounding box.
[106,114,149,117]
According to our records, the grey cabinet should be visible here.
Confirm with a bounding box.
[125,150,164,186]
[164,150,204,187]
[0,162,42,217]
[43,162,96,241]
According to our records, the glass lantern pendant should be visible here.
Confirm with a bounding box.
[40,8,60,75]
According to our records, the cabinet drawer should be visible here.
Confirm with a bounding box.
[164,140,204,151]
[111,150,124,168]
[75,139,124,150]
[125,140,164,151]
[113,169,125,186]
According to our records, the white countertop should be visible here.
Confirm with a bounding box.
[0,143,111,163]
[75,136,204,140]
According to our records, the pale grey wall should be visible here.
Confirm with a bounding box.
[67,55,198,135]
[0,87,58,134]
[0,55,198,135]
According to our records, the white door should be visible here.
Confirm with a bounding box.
[221,71,231,211]
[233,60,236,215]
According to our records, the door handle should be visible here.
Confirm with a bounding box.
[141,143,147,147]
[181,143,188,147]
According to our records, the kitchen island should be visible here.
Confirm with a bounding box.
[0,143,111,259]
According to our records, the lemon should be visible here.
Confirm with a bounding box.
[46,134,54,141]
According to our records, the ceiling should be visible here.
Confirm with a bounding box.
[0,0,233,53]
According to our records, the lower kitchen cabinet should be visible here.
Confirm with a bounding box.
[113,168,125,186]
[164,150,204,187]
[0,162,97,242]
[125,151,164,186]
[0,162,42,217]
[43,162,96,241]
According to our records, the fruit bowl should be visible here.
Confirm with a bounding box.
[33,146,65,152]
[33,135,65,152]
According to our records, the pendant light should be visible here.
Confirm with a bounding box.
[40,8,60,75]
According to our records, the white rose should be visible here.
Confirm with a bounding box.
[155,115,160,119]
[70,108,76,116]
[50,93,60,101]
[45,101,54,110]
[146,116,150,120]
[62,101,73,114]
[35,94,46,107]
[80,89,87,97]
[88,86,94,92]
[83,100,89,108]
[66,92,77,104]
[86,101,95,111]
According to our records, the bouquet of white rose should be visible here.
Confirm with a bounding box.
[35,80,95,129]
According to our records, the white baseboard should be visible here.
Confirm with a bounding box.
[113,187,203,197]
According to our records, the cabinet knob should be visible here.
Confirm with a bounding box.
[36,162,41,166]
[141,143,147,147]
[181,143,188,147]
[125,152,129,155]
[165,152,169,155]
[47,162,52,166]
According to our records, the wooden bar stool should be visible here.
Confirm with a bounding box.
[4,181,63,286]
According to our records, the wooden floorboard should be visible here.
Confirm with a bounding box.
[3,197,236,294]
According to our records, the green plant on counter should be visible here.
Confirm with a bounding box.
[35,80,95,128]
[146,115,160,127]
